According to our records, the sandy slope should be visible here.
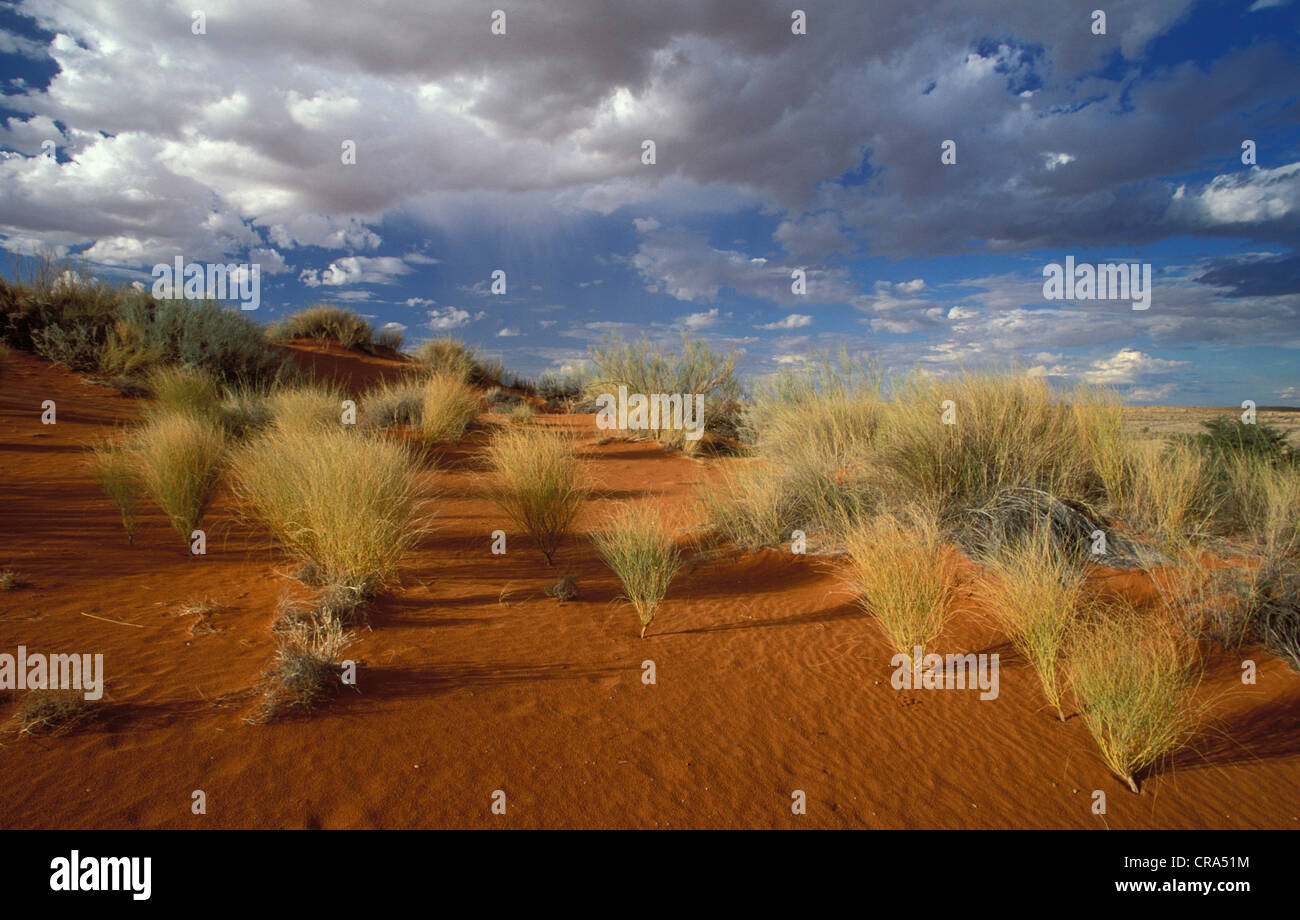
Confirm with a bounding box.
[1,347,1297,829]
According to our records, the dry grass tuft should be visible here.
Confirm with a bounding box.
[976,521,1088,720]
[842,507,956,671]
[90,437,142,544]
[419,372,480,443]
[132,411,227,544]
[233,426,427,595]
[486,427,588,564]
[249,617,354,723]
[592,504,683,637]
[1066,607,1201,793]
[12,689,98,736]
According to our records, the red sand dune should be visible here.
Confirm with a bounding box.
[1,346,1297,829]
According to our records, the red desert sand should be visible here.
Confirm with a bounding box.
[1,345,1297,829]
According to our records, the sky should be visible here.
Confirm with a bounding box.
[0,0,1297,404]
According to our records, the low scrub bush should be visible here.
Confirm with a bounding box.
[274,305,374,350]
[537,366,591,408]
[106,297,286,384]
[1191,415,1294,465]
[12,689,99,735]
[250,617,354,723]
[586,334,744,450]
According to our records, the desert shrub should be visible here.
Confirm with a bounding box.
[1066,609,1201,793]
[274,584,369,634]
[485,386,527,408]
[1192,415,1294,465]
[842,508,956,672]
[107,297,286,384]
[1,260,132,364]
[133,411,227,544]
[233,426,426,595]
[537,366,591,408]
[592,504,683,638]
[277,304,374,350]
[317,583,369,628]
[90,438,142,544]
[12,689,98,735]
[586,334,744,450]
[250,617,354,723]
[485,427,588,564]
[419,372,480,442]
[876,371,1096,521]
[362,376,425,428]
[31,320,106,371]
[976,521,1088,720]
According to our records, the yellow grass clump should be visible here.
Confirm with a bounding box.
[90,438,142,544]
[1066,608,1201,793]
[878,371,1095,519]
[1126,438,1213,548]
[976,524,1087,720]
[843,508,956,673]
[419,372,480,443]
[485,427,588,565]
[265,381,350,434]
[233,426,427,595]
[592,504,683,638]
[148,364,222,419]
[133,411,227,545]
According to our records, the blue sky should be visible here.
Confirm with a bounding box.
[1,0,1298,403]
